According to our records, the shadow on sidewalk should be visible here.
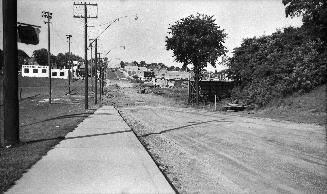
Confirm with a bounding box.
[23,130,132,144]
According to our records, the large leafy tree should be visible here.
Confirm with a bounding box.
[166,13,227,104]
[283,0,327,43]
[227,27,326,106]
[56,53,67,68]
[33,48,48,66]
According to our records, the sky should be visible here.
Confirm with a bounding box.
[0,0,302,71]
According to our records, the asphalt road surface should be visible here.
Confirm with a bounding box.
[120,105,326,194]
[103,79,326,193]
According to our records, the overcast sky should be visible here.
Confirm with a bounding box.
[0,0,302,71]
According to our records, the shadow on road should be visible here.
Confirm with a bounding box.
[141,119,231,137]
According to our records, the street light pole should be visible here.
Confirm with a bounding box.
[42,11,53,104]
[66,34,72,94]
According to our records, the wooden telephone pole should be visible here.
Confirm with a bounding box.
[94,39,98,104]
[73,2,98,109]
[89,39,94,92]
[2,0,19,145]
[97,53,102,102]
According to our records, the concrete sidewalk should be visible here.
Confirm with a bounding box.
[6,106,175,194]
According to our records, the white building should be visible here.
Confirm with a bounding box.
[124,66,148,78]
[22,65,70,79]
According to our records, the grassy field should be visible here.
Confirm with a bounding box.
[0,76,99,192]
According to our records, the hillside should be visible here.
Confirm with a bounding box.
[253,84,326,125]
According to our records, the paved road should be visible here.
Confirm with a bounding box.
[120,105,327,193]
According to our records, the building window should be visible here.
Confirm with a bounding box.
[42,69,46,73]
[24,68,29,73]
[52,72,57,76]
[33,69,38,73]
[60,72,64,76]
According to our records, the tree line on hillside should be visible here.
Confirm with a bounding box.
[226,0,327,107]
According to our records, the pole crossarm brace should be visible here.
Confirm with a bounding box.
[89,38,95,45]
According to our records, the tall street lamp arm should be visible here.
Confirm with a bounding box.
[89,14,138,45]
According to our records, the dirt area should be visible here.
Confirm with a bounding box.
[104,80,327,194]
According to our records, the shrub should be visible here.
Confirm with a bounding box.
[227,26,326,107]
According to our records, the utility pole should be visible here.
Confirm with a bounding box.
[101,63,105,96]
[73,2,98,109]
[2,0,19,145]
[66,34,72,94]
[89,39,94,92]
[94,39,98,104]
[42,11,53,104]
[98,53,102,102]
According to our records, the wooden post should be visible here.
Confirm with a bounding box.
[3,0,19,145]
[94,39,98,104]
[99,66,102,102]
[47,15,51,104]
[84,2,89,109]
[214,95,217,111]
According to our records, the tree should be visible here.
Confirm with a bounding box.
[166,13,227,104]
[227,26,326,106]
[283,0,327,43]
[56,53,67,69]
[139,61,146,67]
[33,48,48,66]
[18,49,30,69]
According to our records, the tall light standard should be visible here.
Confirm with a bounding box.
[42,11,53,103]
[66,34,72,94]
